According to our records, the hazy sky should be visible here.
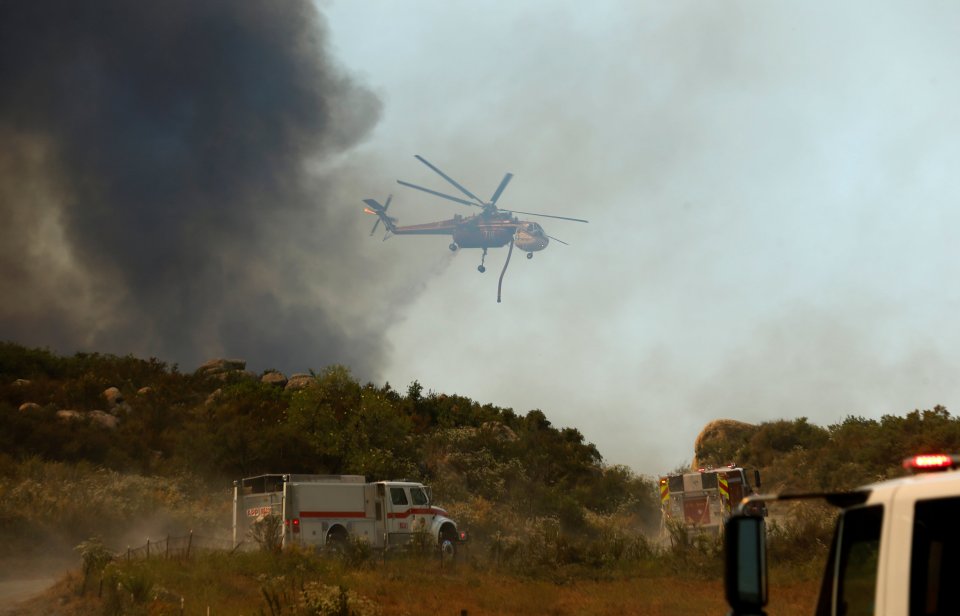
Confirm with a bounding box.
[4,2,960,478]
[323,1,960,475]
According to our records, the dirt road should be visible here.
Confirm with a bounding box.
[0,558,74,615]
[0,578,58,612]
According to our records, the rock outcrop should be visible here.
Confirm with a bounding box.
[88,410,119,430]
[196,358,253,381]
[693,418,757,470]
[284,373,314,392]
[261,371,288,388]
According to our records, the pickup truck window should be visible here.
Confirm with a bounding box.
[910,496,960,615]
[831,505,882,616]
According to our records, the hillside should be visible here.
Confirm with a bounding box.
[5,341,960,545]
[0,342,659,554]
[5,342,960,614]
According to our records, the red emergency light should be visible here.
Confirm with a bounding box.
[292,518,301,533]
[903,454,959,473]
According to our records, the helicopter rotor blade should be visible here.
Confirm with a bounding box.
[507,209,589,223]
[396,180,479,208]
[489,173,513,206]
[368,194,393,236]
[547,234,569,245]
[414,154,485,205]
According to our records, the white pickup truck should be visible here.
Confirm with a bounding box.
[725,453,960,616]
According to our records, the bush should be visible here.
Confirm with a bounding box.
[300,582,381,616]
[75,536,113,594]
[249,514,284,552]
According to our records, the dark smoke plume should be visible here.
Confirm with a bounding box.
[0,1,391,376]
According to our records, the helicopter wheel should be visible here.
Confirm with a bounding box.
[526,252,533,260]
[478,265,486,273]
[449,243,458,252]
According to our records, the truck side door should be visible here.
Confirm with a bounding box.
[386,484,412,543]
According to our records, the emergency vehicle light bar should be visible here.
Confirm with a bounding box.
[903,454,960,473]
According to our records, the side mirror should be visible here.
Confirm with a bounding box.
[754,469,762,489]
[725,515,768,615]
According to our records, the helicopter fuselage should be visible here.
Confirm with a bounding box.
[390,214,549,253]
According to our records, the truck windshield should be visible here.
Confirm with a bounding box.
[818,505,882,616]
[410,487,428,506]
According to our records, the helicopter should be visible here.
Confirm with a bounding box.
[362,155,588,285]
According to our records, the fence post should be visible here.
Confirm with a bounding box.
[146,539,151,559]
[186,530,193,559]
[166,535,170,559]
[127,546,131,561]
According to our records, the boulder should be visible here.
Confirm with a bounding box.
[137,386,153,396]
[284,373,314,392]
[88,410,119,430]
[693,418,757,469]
[197,358,246,376]
[56,410,83,422]
[261,371,288,388]
[18,402,41,413]
[205,388,223,406]
[103,386,124,407]
[481,421,518,442]
[12,379,30,386]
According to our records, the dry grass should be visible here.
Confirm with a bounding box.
[349,567,819,616]
[6,554,822,616]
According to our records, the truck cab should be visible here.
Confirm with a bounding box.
[725,454,960,616]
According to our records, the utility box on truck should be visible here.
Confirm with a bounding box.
[725,453,960,616]
[233,474,464,553]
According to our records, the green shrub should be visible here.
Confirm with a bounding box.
[249,514,284,552]
[75,536,113,593]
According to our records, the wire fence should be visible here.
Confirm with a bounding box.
[121,531,240,561]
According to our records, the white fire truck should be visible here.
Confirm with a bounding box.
[659,465,763,536]
[725,453,960,616]
[232,474,464,553]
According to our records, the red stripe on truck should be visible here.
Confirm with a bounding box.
[387,507,435,519]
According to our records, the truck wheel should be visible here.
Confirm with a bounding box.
[327,527,348,553]
[440,538,455,558]
[440,528,457,558]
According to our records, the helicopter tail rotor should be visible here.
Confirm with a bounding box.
[363,195,397,238]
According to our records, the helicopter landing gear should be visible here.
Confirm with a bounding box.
[478,247,488,273]
[449,243,458,252]
[526,252,533,260]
